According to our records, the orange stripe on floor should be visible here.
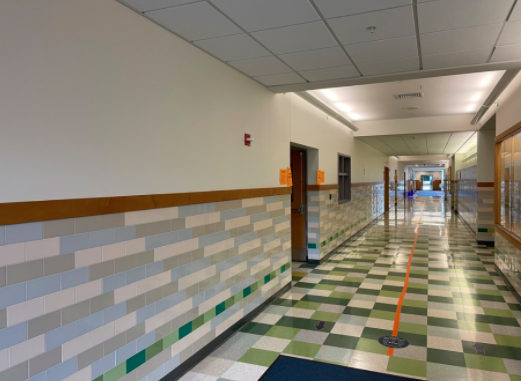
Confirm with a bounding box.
[387,201,426,357]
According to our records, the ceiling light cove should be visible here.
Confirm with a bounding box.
[320,89,339,101]
[335,103,351,113]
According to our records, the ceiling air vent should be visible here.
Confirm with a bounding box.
[393,92,424,100]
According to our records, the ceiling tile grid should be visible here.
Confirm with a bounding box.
[359,132,475,156]
[118,0,521,88]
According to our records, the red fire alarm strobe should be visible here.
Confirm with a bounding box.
[245,134,254,146]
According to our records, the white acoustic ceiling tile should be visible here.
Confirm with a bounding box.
[251,21,338,54]
[345,36,418,64]
[278,47,351,71]
[444,132,474,153]
[498,21,521,46]
[417,0,514,33]
[383,136,414,155]
[254,72,306,86]
[121,0,200,12]
[228,56,292,76]
[328,7,415,45]
[299,65,359,82]
[423,48,492,69]
[491,44,521,62]
[427,133,452,154]
[511,1,521,21]
[358,57,419,76]
[420,24,502,56]
[358,138,397,155]
[210,0,319,32]
[402,135,428,155]
[147,2,241,42]
[313,0,411,19]
[194,34,270,62]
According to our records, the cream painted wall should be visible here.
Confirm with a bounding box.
[487,72,521,136]
[352,140,389,183]
[289,94,354,185]
[0,0,292,202]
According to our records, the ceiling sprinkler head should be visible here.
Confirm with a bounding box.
[367,26,377,33]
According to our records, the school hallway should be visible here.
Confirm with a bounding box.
[180,196,521,381]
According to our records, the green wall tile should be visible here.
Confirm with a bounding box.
[216,302,225,316]
[146,340,163,361]
[105,363,126,381]
[179,321,193,339]
[126,350,146,373]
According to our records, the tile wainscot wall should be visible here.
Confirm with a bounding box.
[0,195,291,381]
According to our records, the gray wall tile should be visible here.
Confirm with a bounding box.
[6,222,43,245]
[135,251,154,267]
[115,255,137,274]
[0,226,5,246]
[60,233,89,254]
[29,347,61,377]
[102,214,125,229]
[75,216,103,234]
[43,219,75,239]
[62,300,90,325]
[0,361,28,381]
[126,294,146,315]
[90,261,115,281]
[44,253,75,276]
[0,309,6,330]
[0,267,5,288]
[103,332,126,355]
[78,343,103,370]
[90,292,114,314]
[28,311,61,339]
[7,260,44,285]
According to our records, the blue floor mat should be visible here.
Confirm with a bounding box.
[416,190,444,197]
[259,356,415,381]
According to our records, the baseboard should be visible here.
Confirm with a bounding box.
[494,265,521,306]
[310,199,405,265]
[161,281,292,381]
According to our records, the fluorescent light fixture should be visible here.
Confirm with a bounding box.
[348,113,361,120]
[335,103,350,112]
[321,89,339,101]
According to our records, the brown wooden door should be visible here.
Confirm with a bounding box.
[384,167,390,212]
[291,150,307,262]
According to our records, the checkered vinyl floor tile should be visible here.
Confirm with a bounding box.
[179,197,521,381]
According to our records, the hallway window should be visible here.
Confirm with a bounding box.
[338,154,351,203]
[497,128,521,240]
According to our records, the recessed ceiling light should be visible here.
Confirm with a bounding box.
[320,89,338,101]
[335,103,351,112]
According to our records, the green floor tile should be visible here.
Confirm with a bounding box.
[355,338,388,355]
[283,341,321,358]
[494,334,521,348]
[464,353,508,373]
[294,301,321,310]
[369,310,396,321]
[323,333,359,350]
[241,322,273,335]
[399,322,428,335]
[265,326,300,340]
[387,357,427,378]
[427,348,466,367]
[310,311,341,322]
[239,348,280,367]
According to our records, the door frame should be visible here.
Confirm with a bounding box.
[384,166,390,212]
[290,148,308,262]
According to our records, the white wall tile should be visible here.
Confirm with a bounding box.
[7,297,44,326]
[26,238,60,262]
[0,243,25,267]
[9,335,45,366]
[75,247,102,268]
[45,288,75,313]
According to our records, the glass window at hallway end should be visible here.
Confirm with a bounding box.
[338,155,351,204]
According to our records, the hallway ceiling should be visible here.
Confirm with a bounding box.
[308,71,504,121]
[358,131,474,155]
[117,0,521,90]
